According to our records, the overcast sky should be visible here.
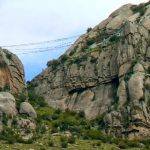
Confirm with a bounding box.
[0,0,148,81]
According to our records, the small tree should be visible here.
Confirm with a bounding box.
[87,27,92,33]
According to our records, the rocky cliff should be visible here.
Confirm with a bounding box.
[31,2,150,138]
[0,48,25,94]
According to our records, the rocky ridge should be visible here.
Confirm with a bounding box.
[31,2,150,138]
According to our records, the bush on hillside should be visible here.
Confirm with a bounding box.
[87,27,92,33]
[61,141,68,148]
[48,139,55,147]
[131,3,146,16]
[86,38,95,46]
[67,136,76,144]
[83,129,102,140]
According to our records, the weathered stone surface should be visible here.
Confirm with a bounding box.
[109,4,133,18]
[15,118,36,140]
[19,102,37,118]
[133,63,144,72]
[16,118,36,130]
[0,49,25,94]
[124,21,138,36]
[117,80,127,108]
[145,77,150,89]
[146,47,150,59]
[0,92,17,116]
[128,72,144,102]
[128,13,139,22]
[119,62,131,77]
[31,2,150,138]
[71,90,94,118]
[141,10,150,30]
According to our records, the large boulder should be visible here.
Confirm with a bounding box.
[0,92,17,116]
[19,102,37,118]
[0,49,25,94]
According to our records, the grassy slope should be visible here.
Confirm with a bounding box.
[0,105,147,150]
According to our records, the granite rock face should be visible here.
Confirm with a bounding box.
[0,49,25,94]
[0,92,17,116]
[31,2,150,138]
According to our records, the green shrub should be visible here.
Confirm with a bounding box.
[60,136,67,142]
[126,140,139,148]
[61,141,68,148]
[54,109,61,114]
[2,117,9,126]
[83,129,102,140]
[147,66,150,74]
[52,120,60,128]
[124,72,132,82]
[69,50,76,56]
[3,84,10,91]
[118,141,128,149]
[7,137,16,144]
[48,139,55,147]
[16,93,26,109]
[60,123,69,131]
[109,35,120,43]
[73,55,87,64]
[26,81,48,108]
[12,118,17,126]
[52,114,59,120]
[86,38,95,46]
[67,136,76,144]
[65,108,77,116]
[92,141,102,147]
[94,113,107,130]
[47,59,60,70]
[138,138,150,147]
[87,27,92,33]
[60,54,69,63]
[40,125,47,134]
[67,126,81,133]
[40,148,46,150]
[78,110,85,118]
[28,90,47,107]
[131,4,146,16]
[111,138,123,145]
[0,127,27,144]
[6,52,12,60]
[51,127,59,133]
[90,56,97,63]
[80,120,89,126]
[51,112,80,132]
[147,97,150,107]
[111,138,146,149]
[22,138,34,144]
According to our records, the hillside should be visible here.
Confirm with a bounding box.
[1,1,150,150]
[31,1,150,139]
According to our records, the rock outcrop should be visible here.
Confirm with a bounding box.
[0,48,25,94]
[0,92,17,116]
[31,2,150,138]
[19,102,37,118]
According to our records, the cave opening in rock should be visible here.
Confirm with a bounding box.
[111,77,119,105]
